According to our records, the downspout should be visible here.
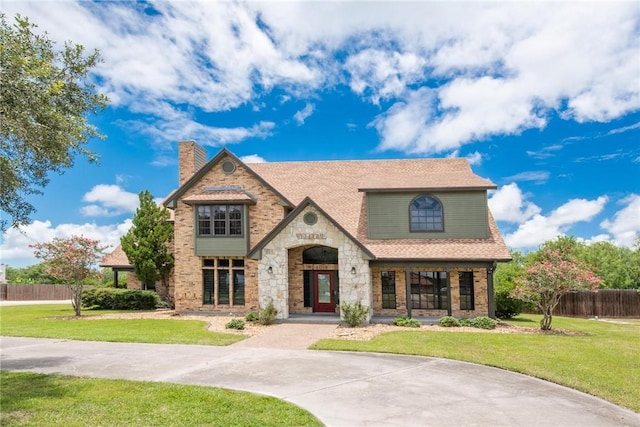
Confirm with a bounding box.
[405,266,412,318]
[446,265,452,317]
[487,262,497,319]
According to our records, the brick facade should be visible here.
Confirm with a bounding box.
[172,150,283,312]
[371,266,489,317]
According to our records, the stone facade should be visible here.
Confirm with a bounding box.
[257,205,372,320]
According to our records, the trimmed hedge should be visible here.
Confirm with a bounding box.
[82,288,160,310]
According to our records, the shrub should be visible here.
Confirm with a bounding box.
[82,288,160,310]
[438,316,460,327]
[339,302,370,327]
[495,289,527,319]
[245,312,258,322]
[392,316,422,328]
[471,316,498,329]
[225,318,245,330]
[459,316,497,330]
[258,302,278,325]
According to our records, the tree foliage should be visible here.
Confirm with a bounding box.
[0,13,109,231]
[121,191,174,307]
[512,249,602,330]
[494,251,529,318]
[5,263,59,284]
[31,235,108,316]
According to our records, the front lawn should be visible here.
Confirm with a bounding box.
[311,314,640,412]
[1,371,321,427]
[0,305,245,346]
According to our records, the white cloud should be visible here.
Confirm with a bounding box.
[81,185,139,217]
[345,49,425,104]
[240,154,267,164]
[5,1,638,156]
[502,171,550,184]
[504,196,608,249]
[0,219,132,268]
[293,103,315,125]
[606,121,640,136]
[600,194,640,247]
[488,183,541,223]
[447,150,483,165]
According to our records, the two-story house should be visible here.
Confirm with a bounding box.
[103,141,511,320]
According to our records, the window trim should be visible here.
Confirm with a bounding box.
[409,195,444,233]
[458,271,475,311]
[410,271,448,310]
[197,204,244,237]
[202,258,245,306]
[381,271,396,309]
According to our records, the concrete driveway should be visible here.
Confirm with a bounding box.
[1,337,638,426]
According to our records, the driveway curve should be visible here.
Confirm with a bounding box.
[1,337,638,426]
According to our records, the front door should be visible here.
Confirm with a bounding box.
[313,271,335,312]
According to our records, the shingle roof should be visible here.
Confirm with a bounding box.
[248,158,510,262]
[100,245,131,268]
[182,190,256,204]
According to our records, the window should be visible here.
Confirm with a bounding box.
[410,271,448,310]
[459,272,475,310]
[198,205,243,237]
[302,246,338,264]
[202,258,245,305]
[410,196,443,232]
[381,271,396,309]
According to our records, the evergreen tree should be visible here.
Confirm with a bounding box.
[121,191,174,307]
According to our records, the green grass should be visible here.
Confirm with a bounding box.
[0,305,245,346]
[0,371,322,427]
[311,314,640,412]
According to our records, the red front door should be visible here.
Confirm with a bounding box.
[313,271,335,312]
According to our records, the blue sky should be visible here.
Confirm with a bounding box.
[1,1,639,268]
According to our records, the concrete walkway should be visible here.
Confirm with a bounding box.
[231,323,337,349]
[1,337,638,426]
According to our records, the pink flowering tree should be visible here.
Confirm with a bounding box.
[32,236,108,316]
[512,249,602,330]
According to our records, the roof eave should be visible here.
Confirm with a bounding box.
[358,185,497,193]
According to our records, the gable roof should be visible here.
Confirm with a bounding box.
[163,148,292,208]
[248,157,508,261]
[167,147,510,262]
[100,245,132,268]
[247,197,375,260]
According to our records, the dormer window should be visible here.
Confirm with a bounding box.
[198,205,243,237]
[410,196,443,232]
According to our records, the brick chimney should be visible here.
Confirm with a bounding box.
[178,141,207,186]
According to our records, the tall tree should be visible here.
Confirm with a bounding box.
[121,191,174,307]
[512,248,602,330]
[0,13,109,231]
[579,241,640,289]
[31,236,107,316]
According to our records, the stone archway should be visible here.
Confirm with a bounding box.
[257,205,371,319]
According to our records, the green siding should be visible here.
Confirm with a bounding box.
[195,236,247,256]
[193,204,249,256]
[367,191,489,239]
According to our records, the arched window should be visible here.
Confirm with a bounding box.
[302,246,338,264]
[410,196,443,232]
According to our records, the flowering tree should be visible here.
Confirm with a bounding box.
[512,249,602,330]
[32,235,108,316]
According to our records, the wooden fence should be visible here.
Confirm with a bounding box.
[0,284,98,301]
[553,290,640,318]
